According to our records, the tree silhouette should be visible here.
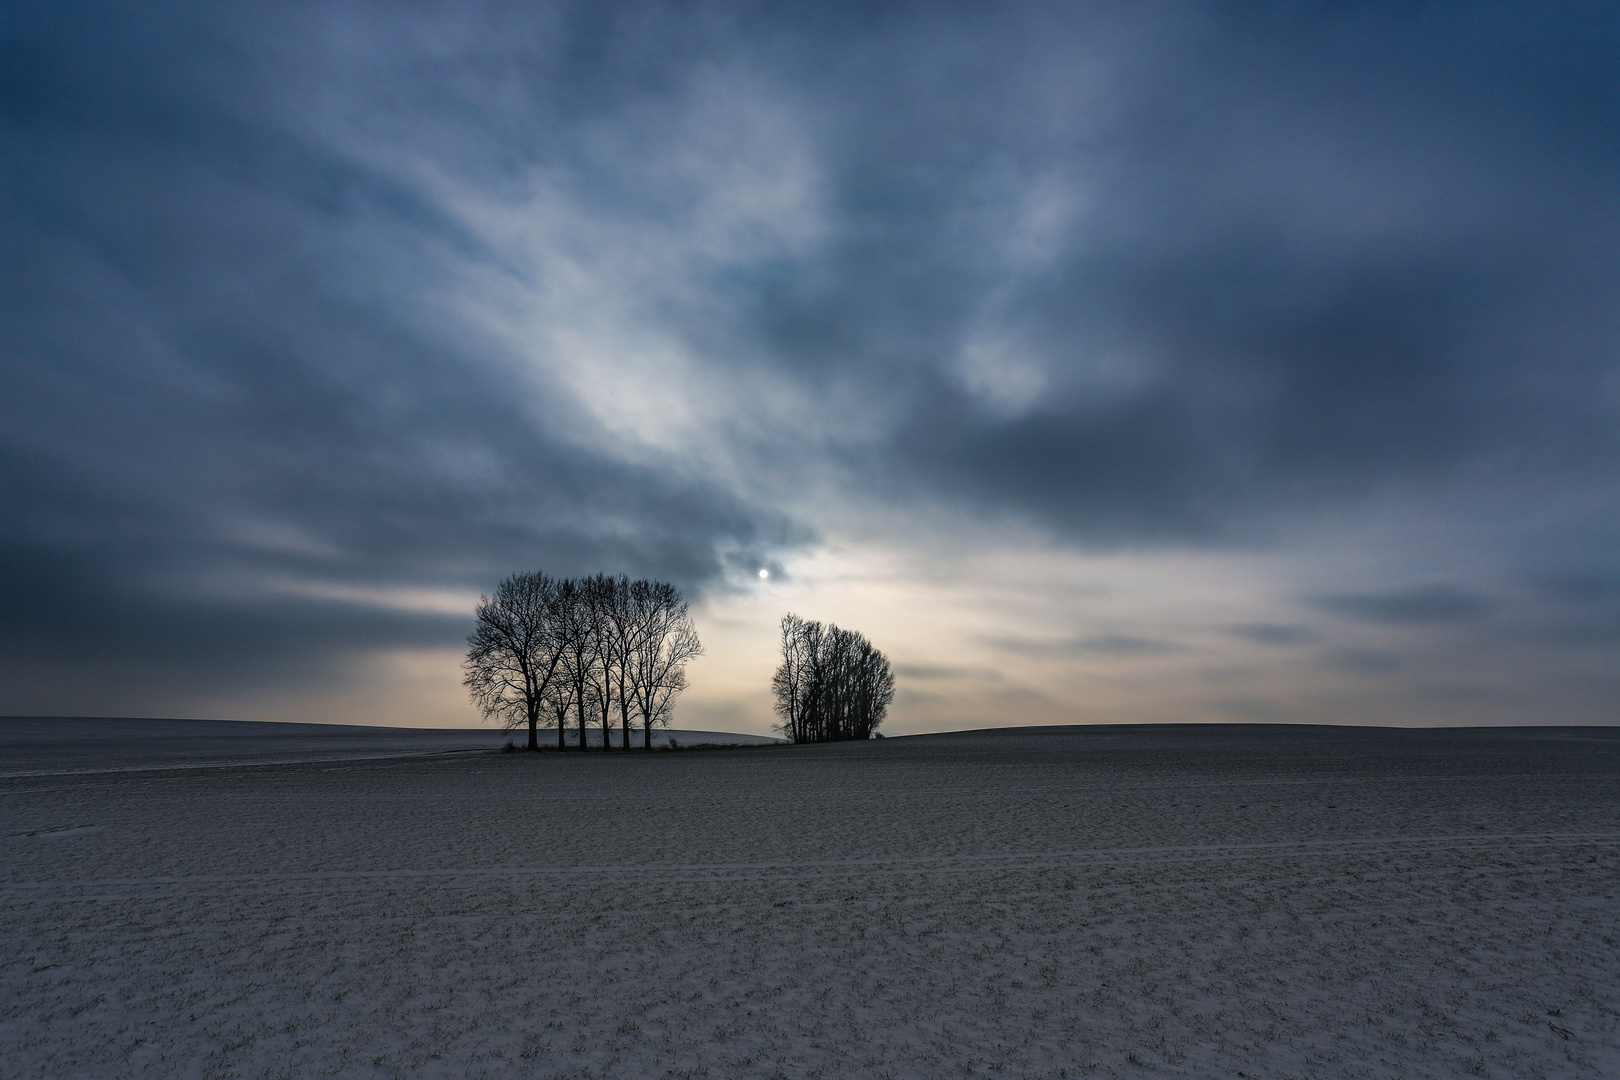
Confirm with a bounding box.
[772,613,894,742]
[628,579,704,748]
[464,571,701,749]
[463,571,567,751]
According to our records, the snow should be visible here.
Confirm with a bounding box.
[3,721,1618,1078]
[0,717,777,777]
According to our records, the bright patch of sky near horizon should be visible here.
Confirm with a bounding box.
[1,3,1618,731]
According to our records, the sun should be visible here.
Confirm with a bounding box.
[758,568,770,580]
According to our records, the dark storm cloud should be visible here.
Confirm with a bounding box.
[1314,584,1494,625]
[990,633,1185,659]
[0,1,801,708]
[2,1,1617,714]
[1521,570,1620,644]
[1077,634,1187,657]
[1326,648,1405,676]
[1228,623,1322,646]
[1530,569,1620,606]
[799,3,1620,541]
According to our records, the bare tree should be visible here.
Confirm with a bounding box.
[586,573,636,751]
[772,613,894,742]
[771,613,813,744]
[628,579,703,748]
[544,673,576,750]
[463,571,566,751]
[598,573,645,752]
[466,570,702,750]
[554,576,602,750]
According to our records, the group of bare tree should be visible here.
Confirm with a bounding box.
[464,571,702,751]
[772,613,895,743]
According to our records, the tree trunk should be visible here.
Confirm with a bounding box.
[527,710,538,751]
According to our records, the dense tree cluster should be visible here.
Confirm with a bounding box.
[464,571,702,751]
[772,613,896,743]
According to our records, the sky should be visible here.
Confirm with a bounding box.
[2,1,1618,733]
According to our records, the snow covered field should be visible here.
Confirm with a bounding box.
[0,718,778,778]
[3,722,1618,1079]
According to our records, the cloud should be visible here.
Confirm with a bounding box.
[1227,623,1322,646]
[1313,585,1494,625]
[893,662,1004,683]
[1077,634,1187,657]
[1529,570,1620,606]
[990,633,1186,659]
[1,2,1617,725]
[1326,648,1405,676]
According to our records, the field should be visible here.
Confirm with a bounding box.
[3,720,1618,1078]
